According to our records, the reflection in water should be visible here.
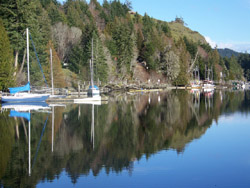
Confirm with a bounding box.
[0,90,249,187]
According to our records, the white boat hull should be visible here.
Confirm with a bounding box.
[87,88,100,96]
[1,93,50,103]
[74,96,101,105]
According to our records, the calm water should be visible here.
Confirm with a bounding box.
[1,90,250,188]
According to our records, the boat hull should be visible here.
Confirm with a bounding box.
[87,88,100,96]
[74,96,101,105]
[1,93,50,103]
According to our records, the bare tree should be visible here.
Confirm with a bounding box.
[52,22,82,63]
[161,49,180,81]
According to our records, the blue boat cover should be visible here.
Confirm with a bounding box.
[88,85,99,90]
[9,82,30,94]
[10,110,30,121]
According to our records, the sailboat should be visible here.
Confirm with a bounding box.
[1,28,50,103]
[87,38,100,96]
[74,38,101,103]
[203,65,215,91]
[190,66,201,89]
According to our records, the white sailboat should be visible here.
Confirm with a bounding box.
[203,65,215,91]
[190,66,201,89]
[1,28,50,103]
[74,38,101,104]
[87,38,100,96]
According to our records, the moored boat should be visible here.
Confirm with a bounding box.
[1,28,49,103]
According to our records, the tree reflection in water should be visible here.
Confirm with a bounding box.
[0,90,248,187]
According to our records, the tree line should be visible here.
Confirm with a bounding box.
[0,0,249,91]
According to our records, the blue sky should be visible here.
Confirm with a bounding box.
[59,0,250,52]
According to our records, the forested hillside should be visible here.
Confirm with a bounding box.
[0,0,248,91]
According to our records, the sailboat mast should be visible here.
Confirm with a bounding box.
[50,48,54,95]
[91,38,94,87]
[27,28,30,93]
[205,64,207,80]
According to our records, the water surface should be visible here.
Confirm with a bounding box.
[0,90,250,187]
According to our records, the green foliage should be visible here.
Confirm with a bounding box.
[183,36,197,59]
[142,13,154,40]
[0,0,245,86]
[238,53,250,81]
[108,18,134,72]
[139,42,156,69]
[68,44,86,74]
[161,22,171,36]
[0,0,52,87]
[110,0,130,20]
[224,56,244,80]
[40,0,59,8]
[47,2,67,25]
[200,42,212,53]
[64,0,91,29]
[92,32,108,82]
[0,19,14,90]
[0,0,31,52]
[174,39,189,85]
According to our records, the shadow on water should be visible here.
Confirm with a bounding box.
[0,90,249,187]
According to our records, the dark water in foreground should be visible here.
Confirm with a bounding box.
[1,90,250,188]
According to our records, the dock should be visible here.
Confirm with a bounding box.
[46,96,109,104]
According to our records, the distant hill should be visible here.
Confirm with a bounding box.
[217,48,241,58]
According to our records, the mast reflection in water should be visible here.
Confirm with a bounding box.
[1,90,250,187]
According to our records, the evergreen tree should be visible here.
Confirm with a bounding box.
[64,0,91,29]
[92,32,108,82]
[0,0,35,69]
[174,38,189,85]
[68,44,86,74]
[0,19,14,90]
[183,36,197,59]
[109,18,134,73]
[47,2,67,25]
[0,0,51,77]
[224,55,243,80]
[238,53,250,80]
[142,13,154,40]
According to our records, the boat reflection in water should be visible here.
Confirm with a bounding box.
[1,102,50,112]
[1,102,51,176]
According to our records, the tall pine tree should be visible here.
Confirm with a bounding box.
[0,19,14,90]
